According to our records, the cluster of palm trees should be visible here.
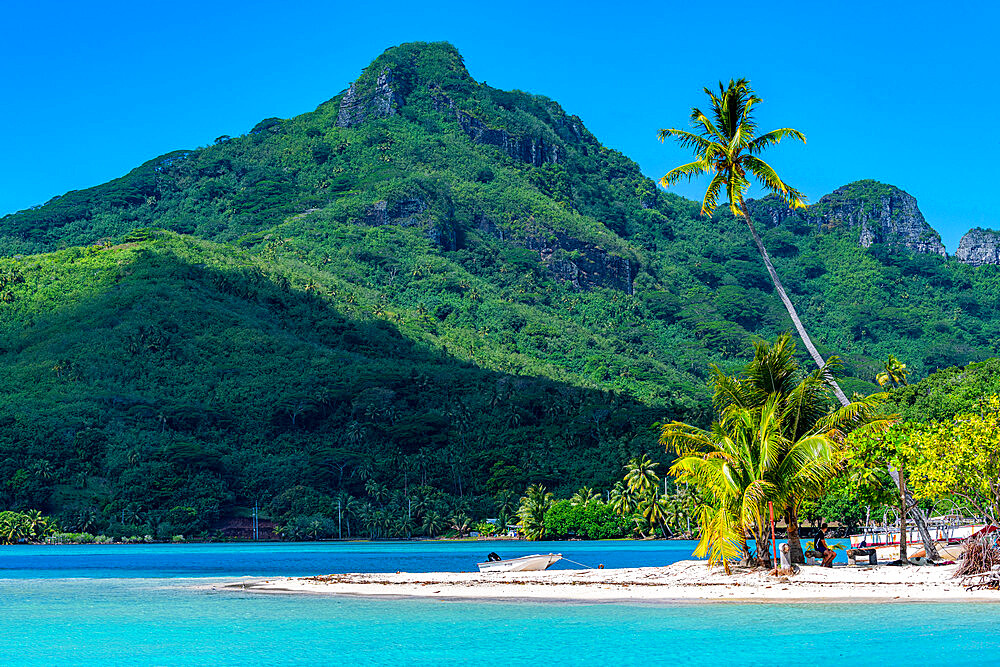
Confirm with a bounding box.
[0,510,56,544]
[660,336,890,570]
[655,76,941,570]
[274,485,509,541]
[609,455,691,538]
[515,459,699,541]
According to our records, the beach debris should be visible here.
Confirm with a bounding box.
[955,532,1000,577]
[957,531,1000,589]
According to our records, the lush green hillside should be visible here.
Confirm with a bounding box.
[0,234,663,537]
[2,41,999,537]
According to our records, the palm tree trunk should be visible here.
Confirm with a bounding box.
[888,468,939,560]
[738,201,940,557]
[737,201,850,406]
[786,505,805,565]
[898,475,908,562]
[738,531,751,567]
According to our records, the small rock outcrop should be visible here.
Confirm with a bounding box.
[956,228,1000,266]
[433,92,559,167]
[474,215,633,293]
[746,196,809,229]
[336,68,401,128]
[813,181,946,256]
[538,239,634,294]
[362,198,426,227]
[360,197,457,251]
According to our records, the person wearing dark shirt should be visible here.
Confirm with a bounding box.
[816,524,836,568]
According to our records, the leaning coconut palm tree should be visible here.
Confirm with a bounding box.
[659,78,849,407]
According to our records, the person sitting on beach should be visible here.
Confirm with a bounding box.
[816,525,836,568]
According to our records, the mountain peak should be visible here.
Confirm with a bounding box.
[811,179,946,256]
[335,42,474,128]
[957,227,1000,266]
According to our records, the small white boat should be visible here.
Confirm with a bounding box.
[477,553,562,573]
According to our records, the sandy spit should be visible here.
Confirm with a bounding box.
[220,560,1000,603]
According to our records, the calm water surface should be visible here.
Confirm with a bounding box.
[0,540,702,578]
[3,542,998,665]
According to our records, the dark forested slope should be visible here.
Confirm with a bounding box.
[0,234,659,536]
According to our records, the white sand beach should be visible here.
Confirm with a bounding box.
[229,560,1000,603]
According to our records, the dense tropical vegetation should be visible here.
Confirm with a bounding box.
[515,456,697,541]
[0,510,57,544]
[1,42,999,540]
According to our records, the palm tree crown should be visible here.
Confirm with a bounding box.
[659,78,807,217]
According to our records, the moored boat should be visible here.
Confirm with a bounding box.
[849,513,988,562]
[477,553,562,572]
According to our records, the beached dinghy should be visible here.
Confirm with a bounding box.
[477,552,562,572]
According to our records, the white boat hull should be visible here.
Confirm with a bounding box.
[477,553,562,572]
[850,519,987,561]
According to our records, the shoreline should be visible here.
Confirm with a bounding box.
[225,560,1000,604]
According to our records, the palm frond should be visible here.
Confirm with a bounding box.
[711,366,761,412]
[688,107,728,144]
[746,127,806,154]
[658,128,719,154]
[742,155,808,208]
[661,421,718,455]
[692,504,744,570]
[659,158,713,188]
[700,170,727,215]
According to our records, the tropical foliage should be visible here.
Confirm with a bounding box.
[660,338,888,568]
[0,510,57,544]
[0,42,998,536]
[884,396,1000,523]
[544,500,630,540]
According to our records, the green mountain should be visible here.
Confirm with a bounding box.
[2,41,999,537]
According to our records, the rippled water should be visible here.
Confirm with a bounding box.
[3,542,998,665]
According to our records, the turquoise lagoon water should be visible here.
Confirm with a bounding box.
[3,542,1000,665]
[0,539,706,578]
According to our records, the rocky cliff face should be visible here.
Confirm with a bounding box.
[336,68,401,128]
[811,181,946,256]
[362,197,426,227]
[432,91,560,167]
[331,44,627,291]
[361,197,457,251]
[531,234,635,294]
[956,228,1000,266]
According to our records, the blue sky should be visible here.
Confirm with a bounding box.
[3,0,996,251]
